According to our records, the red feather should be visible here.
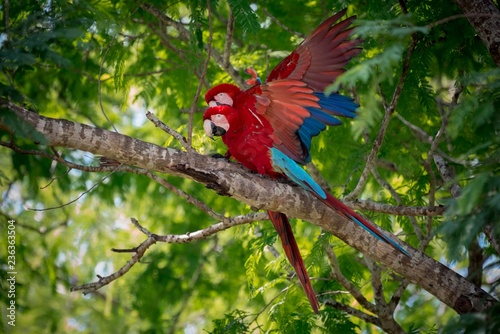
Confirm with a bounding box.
[267,9,361,91]
[205,83,242,104]
[214,10,362,164]
[202,10,370,313]
[268,211,319,313]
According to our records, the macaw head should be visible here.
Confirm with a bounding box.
[204,83,242,107]
[203,105,241,139]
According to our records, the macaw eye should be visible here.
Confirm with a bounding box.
[214,92,233,106]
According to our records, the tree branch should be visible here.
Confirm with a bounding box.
[324,244,378,314]
[139,3,245,87]
[370,168,424,241]
[140,3,190,41]
[454,0,500,67]
[71,213,268,294]
[260,7,306,39]
[389,278,410,313]
[324,299,382,328]
[223,8,235,68]
[1,101,497,314]
[350,199,445,217]
[71,218,158,294]
[187,0,213,145]
[396,114,469,166]
[146,111,195,153]
[345,38,417,201]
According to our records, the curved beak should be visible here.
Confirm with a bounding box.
[204,119,226,138]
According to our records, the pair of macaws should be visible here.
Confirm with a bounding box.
[202,9,408,313]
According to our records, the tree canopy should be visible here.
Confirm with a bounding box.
[1,0,499,333]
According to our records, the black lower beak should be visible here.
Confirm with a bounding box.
[211,122,226,136]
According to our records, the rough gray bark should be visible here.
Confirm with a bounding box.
[1,101,497,315]
[454,0,500,67]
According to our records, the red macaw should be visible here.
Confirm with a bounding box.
[202,9,409,313]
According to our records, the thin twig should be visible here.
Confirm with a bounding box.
[40,149,73,189]
[260,7,305,38]
[307,159,443,217]
[148,23,191,65]
[349,199,445,217]
[97,68,185,81]
[324,299,382,327]
[71,214,268,294]
[97,7,139,132]
[324,243,378,314]
[396,114,469,166]
[1,134,128,211]
[187,0,213,145]
[154,212,269,243]
[389,278,409,313]
[142,168,228,222]
[421,157,436,246]
[421,98,450,244]
[345,38,417,201]
[427,13,500,30]
[140,3,190,41]
[146,111,195,152]
[0,139,125,175]
[365,257,387,307]
[433,155,461,199]
[0,139,56,160]
[371,168,424,240]
[71,218,157,294]
[223,8,235,68]
[251,286,291,322]
[483,225,500,256]
[12,219,69,235]
[111,246,139,253]
[28,164,122,211]
[4,0,9,37]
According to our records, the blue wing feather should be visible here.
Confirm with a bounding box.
[348,215,411,256]
[270,147,326,199]
[297,93,359,163]
[298,117,326,152]
[316,92,358,118]
[269,149,411,257]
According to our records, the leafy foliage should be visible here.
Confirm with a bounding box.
[208,309,251,334]
[227,0,260,34]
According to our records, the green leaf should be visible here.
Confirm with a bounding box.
[227,0,259,34]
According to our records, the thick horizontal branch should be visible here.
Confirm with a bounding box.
[0,100,496,314]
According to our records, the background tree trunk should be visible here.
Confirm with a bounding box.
[454,0,500,66]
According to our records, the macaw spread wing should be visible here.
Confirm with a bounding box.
[267,9,362,91]
[249,10,362,164]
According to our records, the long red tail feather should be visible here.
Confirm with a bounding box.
[268,211,320,313]
[322,193,410,256]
